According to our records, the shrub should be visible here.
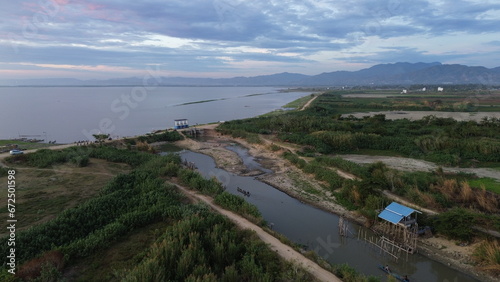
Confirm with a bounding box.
[432,208,476,242]
[473,240,500,275]
[214,192,262,224]
[16,250,64,281]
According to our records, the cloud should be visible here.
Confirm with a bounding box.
[1,0,499,78]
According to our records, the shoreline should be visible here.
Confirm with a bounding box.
[174,125,496,282]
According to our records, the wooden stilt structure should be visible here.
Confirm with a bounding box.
[359,202,420,261]
[338,215,348,237]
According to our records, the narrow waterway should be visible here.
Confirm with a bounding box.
[178,147,480,281]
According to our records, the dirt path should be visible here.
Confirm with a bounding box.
[382,190,438,215]
[344,111,500,122]
[13,167,116,176]
[0,143,77,168]
[300,95,318,111]
[339,154,500,181]
[174,127,499,281]
[174,184,342,282]
[175,125,363,222]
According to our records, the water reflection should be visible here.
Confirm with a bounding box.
[177,149,479,282]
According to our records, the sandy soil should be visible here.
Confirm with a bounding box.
[343,110,500,122]
[339,154,500,181]
[176,125,361,222]
[174,124,497,282]
[174,183,341,282]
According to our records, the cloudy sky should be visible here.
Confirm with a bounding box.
[1,0,500,79]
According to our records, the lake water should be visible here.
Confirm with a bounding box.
[0,86,310,143]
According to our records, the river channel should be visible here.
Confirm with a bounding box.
[177,146,480,281]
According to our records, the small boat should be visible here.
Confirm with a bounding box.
[236,187,250,197]
[378,265,409,281]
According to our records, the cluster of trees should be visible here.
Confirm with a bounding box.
[1,153,184,266]
[218,93,500,241]
[136,130,184,143]
[177,164,264,223]
[1,144,318,281]
[214,192,263,224]
[218,105,500,166]
[285,149,500,235]
[119,208,314,281]
[178,169,225,196]
[6,148,89,168]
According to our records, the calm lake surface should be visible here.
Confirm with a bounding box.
[0,86,310,143]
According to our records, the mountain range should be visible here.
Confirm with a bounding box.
[3,62,500,86]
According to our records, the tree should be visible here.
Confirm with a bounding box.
[93,133,110,144]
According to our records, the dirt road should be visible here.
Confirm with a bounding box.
[300,95,318,111]
[0,143,78,167]
[339,154,500,181]
[174,184,342,282]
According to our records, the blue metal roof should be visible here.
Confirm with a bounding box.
[378,202,417,224]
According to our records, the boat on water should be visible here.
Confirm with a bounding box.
[378,265,410,281]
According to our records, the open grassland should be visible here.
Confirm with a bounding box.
[0,140,54,152]
[468,178,500,194]
[64,221,170,281]
[283,93,317,109]
[0,159,131,236]
[320,88,500,114]
[260,94,318,117]
[0,143,343,282]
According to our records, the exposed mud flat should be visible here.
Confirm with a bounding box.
[338,154,500,181]
[173,124,497,282]
[343,111,500,121]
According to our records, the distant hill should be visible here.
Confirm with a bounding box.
[2,62,500,86]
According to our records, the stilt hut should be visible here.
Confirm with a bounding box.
[376,202,421,256]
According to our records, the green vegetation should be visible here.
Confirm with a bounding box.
[92,133,110,143]
[214,192,263,224]
[177,98,226,106]
[0,140,53,151]
[432,208,477,242]
[219,112,500,167]
[6,147,88,168]
[473,240,500,275]
[260,94,317,117]
[217,88,500,241]
[468,178,500,194]
[0,167,12,177]
[120,210,314,281]
[283,93,317,109]
[1,143,321,281]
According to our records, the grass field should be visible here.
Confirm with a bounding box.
[468,178,500,194]
[0,159,130,236]
[0,140,54,151]
[65,221,169,281]
[283,94,317,109]
[317,89,500,115]
[259,94,317,117]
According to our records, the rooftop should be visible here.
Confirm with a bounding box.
[378,202,420,224]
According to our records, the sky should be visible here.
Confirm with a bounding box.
[1,0,500,80]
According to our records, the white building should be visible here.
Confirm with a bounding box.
[437,87,444,92]
[174,119,189,129]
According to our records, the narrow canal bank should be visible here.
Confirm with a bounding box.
[171,144,484,281]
